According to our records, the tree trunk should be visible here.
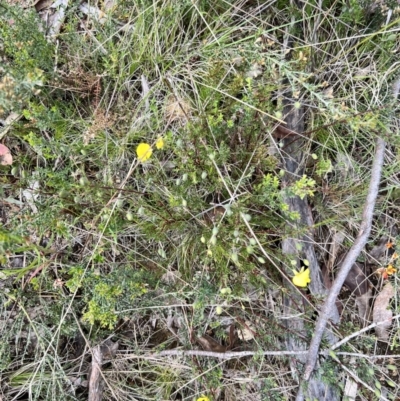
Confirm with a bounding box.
[279,92,340,401]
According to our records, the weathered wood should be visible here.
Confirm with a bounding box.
[88,346,104,401]
[277,16,339,396]
[279,103,340,401]
[88,340,119,401]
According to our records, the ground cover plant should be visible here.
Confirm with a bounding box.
[0,0,400,400]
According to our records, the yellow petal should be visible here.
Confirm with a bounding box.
[136,143,152,162]
[292,267,310,287]
[386,265,396,275]
[155,137,164,150]
[197,397,210,401]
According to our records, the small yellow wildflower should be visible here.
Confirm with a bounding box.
[136,143,152,162]
[292,267,311,288]
[386,264,397,275]
[196,396,210,401]
[155,137,165,150]
[376,265,397,279]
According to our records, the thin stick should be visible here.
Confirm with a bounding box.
[149,349,400,361]
[334,352,400,359]
[302,137,386,381]
[330,313,400,351]
[152,349,308,360]
[334,356,390,401]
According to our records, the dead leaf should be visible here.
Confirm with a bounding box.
[34,0,52,11]
[327,230,345,272]
[141,74,150,112]
[104,0,117,12]
[79,3,106,24]
[166,314,180,335]
[202,205,225,225]
[323,86,334,99]
[246,63,262,78]
[196,334,226,353]
[22,177,40,213]
[343,262,369,296]
[354,66,373,79]
[165,96,191,124]
[232,56,243,66]
[373,282,394,341]
[237,320,256,341]
[0,144,12,166]
[344,376,358,401]
[227,324,237,350]
[355,289,372,327]
[369,236,391,262]
[100,339,119,360]
[48,0,69,38]
[160,270,181,285]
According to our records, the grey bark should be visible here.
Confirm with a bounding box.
[279,103,339,401]
[277,1,342,397]
[88,346,104,401]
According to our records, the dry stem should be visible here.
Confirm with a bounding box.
[301,137,386,382]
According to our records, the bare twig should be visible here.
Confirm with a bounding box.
[153,349,308,360]
[330,313,400,351]
[334,352,400,359]
[332,355,390,401]
[302,137,386,382]
[48,0,69,38]
[149,347,400,361]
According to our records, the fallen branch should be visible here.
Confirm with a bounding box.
[88,346,104,401]
[153,349,308,359]
[149,344,400,361]
[332,354,390,401]
[88,341,119,401]
[330,313,400,351]
[302,136,386,382]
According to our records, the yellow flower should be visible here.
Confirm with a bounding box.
[136,143,152,162]
[197,397,210,401]
[376,265,397,279]
[386,264,397,275]
[292,267,311,288]
[155,137,164,150]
